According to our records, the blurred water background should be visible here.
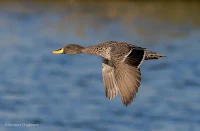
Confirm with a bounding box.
[0,0,200,131]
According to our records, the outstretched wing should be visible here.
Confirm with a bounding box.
[102,58,119,100]
[114,63,141,106]
[111,47,145,106]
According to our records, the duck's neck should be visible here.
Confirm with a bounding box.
[81,46,99,55]
[81,45,111,60]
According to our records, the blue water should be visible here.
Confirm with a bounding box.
[0,2,200,131]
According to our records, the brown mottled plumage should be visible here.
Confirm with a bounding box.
[52,41,165,106]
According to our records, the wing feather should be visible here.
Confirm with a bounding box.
[102,58,119,100]
[114,63,141,106]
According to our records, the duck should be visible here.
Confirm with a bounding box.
[52,41,165,106]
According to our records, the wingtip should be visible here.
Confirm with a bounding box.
[124,102,131,107]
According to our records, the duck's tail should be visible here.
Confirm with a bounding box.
[145,50,166,60]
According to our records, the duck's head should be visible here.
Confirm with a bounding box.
[52,44,84,55]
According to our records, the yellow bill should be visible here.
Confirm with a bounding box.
[52,48,64,54]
